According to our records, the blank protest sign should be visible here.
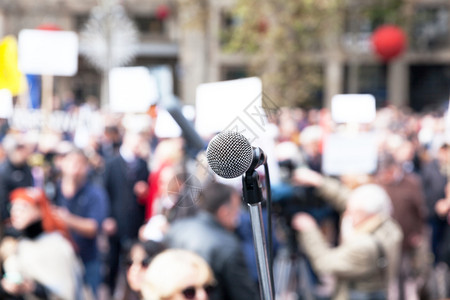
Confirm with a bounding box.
[331,94,376,123]
[109,66,158,113]
[195,77,263,140]
[18,29,78,76]
[322,132,378,176]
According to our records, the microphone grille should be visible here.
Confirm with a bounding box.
[206,131,253,178]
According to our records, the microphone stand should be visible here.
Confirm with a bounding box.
[242,149,274,300]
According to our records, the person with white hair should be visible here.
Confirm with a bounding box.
[292,171,403,300]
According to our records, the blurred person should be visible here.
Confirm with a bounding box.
[420,143,448,266]
[164,182,259,300]
[142,249,216,300]
[0,139,5,162]
[140,138,200,242]
[122,240,166,300]
[292,181,403,300]
[277,108,301,143]
[0,187,82,299]
[0,134,34,227]
[139,164,181,242]
[83,134,109,186]
[375,153,431,300]
[52,148,109,297]
[271,140,331,297]
[145,138,184,220]
[298,125,340,250]
[299,125,323,172]
[102,131,150,295]
[432,182,450,298]
[99,125,122,161]
[0,118,9,142]
[392,137,421,174]
[30,131,63,198]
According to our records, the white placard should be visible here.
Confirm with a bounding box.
[0,89,13,118]
[195,77,265,140]
[331,94,376,123]
[322,132,378,175]
[154,106,197,139]
[18,29,78,76]
[109,67,158,113]
[154,109,182,138]
[195,77,281,184]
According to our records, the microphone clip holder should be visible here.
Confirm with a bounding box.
[243,170,264,205]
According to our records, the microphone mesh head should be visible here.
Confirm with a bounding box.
[206,131,253,178]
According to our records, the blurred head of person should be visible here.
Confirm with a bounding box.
[375,152,402,185]
[197,182,241,231]
[121,131,148,160]
[437,143,450,166]
[2,133,31,166]
[274,141,304,182]
[125,240,166,293]
[10,187,67,236]
[151,138,184,170]
[104,125,122,145]
[60,148,90,183]
[299,125,323,172]
[341,184,392,240]
[299,125,323,157]
[142,249,215,300]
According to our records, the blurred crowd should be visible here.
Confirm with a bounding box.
[0,100,449,300]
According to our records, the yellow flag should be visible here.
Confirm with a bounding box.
[0,35,25,95]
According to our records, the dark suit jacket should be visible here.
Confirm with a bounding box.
[103,155,149,239]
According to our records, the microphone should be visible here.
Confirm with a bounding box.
[207,131,274,300]
[206,131,266,179]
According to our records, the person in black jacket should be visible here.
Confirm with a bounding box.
[0,134,34,232]
[102,131,149,296]
[164,181,259,300]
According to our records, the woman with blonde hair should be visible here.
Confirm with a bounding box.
[142,249,216,300]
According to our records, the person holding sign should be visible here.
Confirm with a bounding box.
[292,168,403,300]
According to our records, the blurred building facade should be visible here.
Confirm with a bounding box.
[0,0,450,111]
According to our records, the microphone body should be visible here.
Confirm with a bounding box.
[206,131,266,179]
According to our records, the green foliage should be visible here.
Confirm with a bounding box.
[223,0,343,107]
[361,0,404,28]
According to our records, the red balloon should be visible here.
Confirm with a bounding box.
[371,25,406,62]
[156,4,170,20]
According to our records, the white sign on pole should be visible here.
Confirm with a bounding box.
[0,89,13,118]
[195,77,281,184]
[195,77,265,140]
[331,94,376,123]
[109,67,159,113]
[18,29,78,76]
[322,132,378,176]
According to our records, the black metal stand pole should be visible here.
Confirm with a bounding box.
[242,170,274,300]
